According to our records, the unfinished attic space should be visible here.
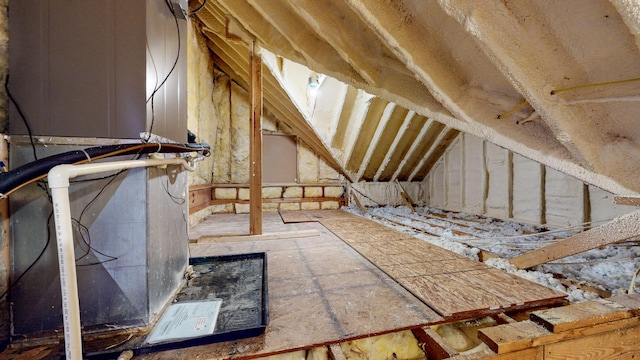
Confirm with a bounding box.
[3,1,640,359]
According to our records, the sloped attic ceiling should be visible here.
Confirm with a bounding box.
[191,0,640,195]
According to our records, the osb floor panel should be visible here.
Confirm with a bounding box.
[312,210,567,319]
[4,210,566,359]
[137,212,443,359]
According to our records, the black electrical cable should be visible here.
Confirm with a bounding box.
[0,211,53,301]
[0,142,210,196]
[5,74,38,161]
[189,0,207,15]
[350,186,381,206]
[162,167,186,205]
[144,0,182,142]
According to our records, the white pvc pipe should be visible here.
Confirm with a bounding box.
[48,157,196,359]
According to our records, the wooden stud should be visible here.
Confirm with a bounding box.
[395,179,416,212]
[412,327,459,360]
[328,344,347,360]
[610,293,640,312]
[249,41,263,235]
[478,320,551,354]
[510,209,640,269]
[351,191,368,215]
[614,195,640,206]
[543,319,640,359]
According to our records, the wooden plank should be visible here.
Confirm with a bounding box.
[610,293,640,313]
[478,320,550,354]
[614,195,640,206]
[319,211,566,320]
[328,344,347,360]
[265,197,345,204]
[530,298,633,333]
[188,187,213,214]
[510,209,640,269]
[395,179,416,212]
[393,213,474,237]
[249,40,263,235]
[279,210,314,223]
[419,210,490,233]
[493,313,517,325]
[544,320,640,359]
[469,269,567,307]
[351,190,368,215]
[371,213,440,236]
[449,347,543,360]
[479,316,640,355]
[412,327,459,360]
[400,276,472,317]
[196,229,320,243]
[491,348,544,360]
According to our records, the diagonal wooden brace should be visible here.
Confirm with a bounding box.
[510,209,640,269]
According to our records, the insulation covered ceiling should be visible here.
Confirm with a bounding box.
[191,0,640,195]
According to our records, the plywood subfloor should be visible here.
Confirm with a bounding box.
[312,210,567,319]
[138,212,442,359]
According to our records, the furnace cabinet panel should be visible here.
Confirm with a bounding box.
[8,0,187,143]
[7,0,189,339]
[9,141,189,337]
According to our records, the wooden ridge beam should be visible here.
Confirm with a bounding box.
[510,209,640,269]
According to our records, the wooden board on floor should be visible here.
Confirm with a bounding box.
[316,211,567,320]
[134,213,443,359]
[279,210,316,223]
[530,298,634,332]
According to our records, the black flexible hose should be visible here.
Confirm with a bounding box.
[0,142,210,196]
